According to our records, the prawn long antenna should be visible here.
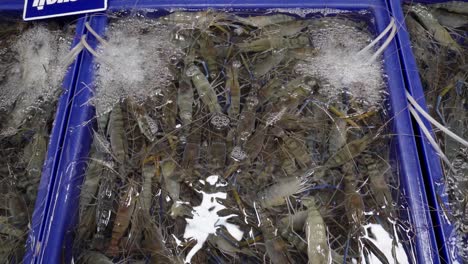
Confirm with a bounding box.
[62,35,101,67]
[63,22,106,67]
[80,35,100,58]
[63,40,85,67]
[357,17,397,63]
[406,90,468,148]
[408,104,454,172]
[85,22,110,47]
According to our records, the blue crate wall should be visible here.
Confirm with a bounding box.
[388,0,467,263]
[21,0,441,263]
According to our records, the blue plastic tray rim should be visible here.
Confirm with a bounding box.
[388,0,459,263]
[13,0,439,263]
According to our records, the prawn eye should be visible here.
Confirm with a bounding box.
[230,146,247,161]
[185,65,198,77]
[169,54,179,65]
[232,60,241,68]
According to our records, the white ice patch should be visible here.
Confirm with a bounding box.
[363,223,410,264]
[93,18,182,116]
[183,175,243,263]
[295,20,385,107]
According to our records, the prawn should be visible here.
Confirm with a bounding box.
[186,64,222,113]
[106,182,137,256]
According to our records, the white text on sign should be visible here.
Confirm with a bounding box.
[32,0,78,11]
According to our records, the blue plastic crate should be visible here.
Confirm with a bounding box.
[0,1,22,10]
[0,2,86,263]
[23,0,440,263]
[388,0,466,263]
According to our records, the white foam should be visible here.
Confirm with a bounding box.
[93,18,182,115]
[295,20,385,107]
[0,25,72,114]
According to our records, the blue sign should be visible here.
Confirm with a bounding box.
[24,0,107,21]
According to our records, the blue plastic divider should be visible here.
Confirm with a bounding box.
[23,14,108,264]
[388,0,465,263]
[19,0,440,263]
[21,16,91,264]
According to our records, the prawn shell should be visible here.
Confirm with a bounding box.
[208,141,226,170]
[236,14,296,28]
[325,135,371,168]
[265,237,293,264]
[189,65,222,113]
[305,207,331,264]
[283,136,312,169]
[227,66,240,118]
[108,104,127,164]
[237,111,256,142]
[161,159,180,200]
[429,1,468,15]
[258,177,305,208]
[252,51,286,77]
[408,4,461,52]
[279,210,309,232]
[141,161,156,213]
[177,78,194,125]
[106,184,137,256]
